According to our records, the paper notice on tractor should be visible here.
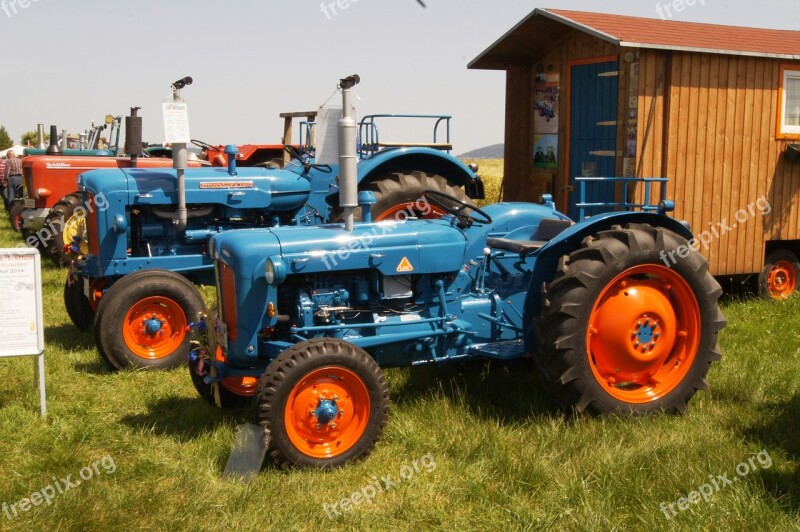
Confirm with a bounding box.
[162,101,191,144]
[0,249,44,357]
[314,107,343,166]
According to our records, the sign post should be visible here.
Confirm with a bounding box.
[0,248,46,417]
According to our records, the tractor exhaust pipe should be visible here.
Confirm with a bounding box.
[45,125,62,155]
[338,74,360,231]
[35,124,46,149]
[124,107,143,168]
[170,76,193,232]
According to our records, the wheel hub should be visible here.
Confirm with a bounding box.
[313,398,339,425]
[768,260,796,299]
[144,315,164,335]
[589,280,678,382]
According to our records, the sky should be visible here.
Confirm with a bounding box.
[0,0,798,154]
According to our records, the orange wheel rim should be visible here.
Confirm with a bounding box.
[586,264,701,404]
[375,202,445,221]
[214,347,259,397]
[284,366,370,459]
[767,260,796,300]
[121,296,187,360]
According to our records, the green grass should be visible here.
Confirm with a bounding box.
[1,181,800,530]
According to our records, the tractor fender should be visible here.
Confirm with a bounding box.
[522,211,694,353]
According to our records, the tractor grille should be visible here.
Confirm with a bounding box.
[87,193,99,256]
[218,261,238,342]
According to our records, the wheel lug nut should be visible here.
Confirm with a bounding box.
[634,341,640,348]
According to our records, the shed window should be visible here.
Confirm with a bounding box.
[779,65,800,138]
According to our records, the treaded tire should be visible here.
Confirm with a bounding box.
[537,223,726,415]
[45,193,84,267]
[64,274,95,331]
[94,269,206,370]
[336,171,467,222]
[9,202,24,232]
[758,249,800,300]
[252,338,389,469]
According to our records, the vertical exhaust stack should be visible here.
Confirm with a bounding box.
[124,107,143,168]
[45,125,62,155]
[338,74,360,231]
[170,76,193,232]
[35,124,46,149]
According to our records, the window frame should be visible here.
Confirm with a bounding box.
[777,64,800,140]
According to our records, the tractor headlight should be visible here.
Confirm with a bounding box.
[265,256,287,285]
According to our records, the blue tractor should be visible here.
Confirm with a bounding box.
[68,75,483,370]
[189,77,726,469]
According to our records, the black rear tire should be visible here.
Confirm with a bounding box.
[94,270,206,370]
[253,338,389,469]
[537,223,725,415]
[336,171,468,222]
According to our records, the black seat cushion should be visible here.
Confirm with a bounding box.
[487,218,572,256]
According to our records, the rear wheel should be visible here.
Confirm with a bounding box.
[759,249,800,300]
[45,193,86,266]
[339,171,466,222]
[94,270,206,370]
[537,224,725,415]
[253,338,389,469]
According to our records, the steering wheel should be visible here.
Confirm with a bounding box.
[284,144,313,161]
[191,139,216,151]
[422,189,493,227]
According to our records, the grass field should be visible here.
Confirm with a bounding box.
[1,171,800,530]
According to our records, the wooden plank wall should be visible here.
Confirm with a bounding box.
[503,30,616,206]
[636,51,800,277]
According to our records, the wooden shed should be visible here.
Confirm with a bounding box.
[470,8,800,297]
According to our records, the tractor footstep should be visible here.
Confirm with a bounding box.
[223,423,269,481]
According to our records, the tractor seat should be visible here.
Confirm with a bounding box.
[486,218,573,256]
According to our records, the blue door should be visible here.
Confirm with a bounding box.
[568,60,619,219]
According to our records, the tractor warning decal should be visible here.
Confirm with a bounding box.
[199,181,254,189]
[396,257,414,272]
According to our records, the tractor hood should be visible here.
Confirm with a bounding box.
[211,219,469,279]
[79,167,311,212]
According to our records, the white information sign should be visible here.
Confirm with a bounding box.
[162,101,192,144]
[0,248,46,417]
[314,106,343,166]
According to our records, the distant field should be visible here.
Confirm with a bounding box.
[1,193,800,530]
[461,158,503,206]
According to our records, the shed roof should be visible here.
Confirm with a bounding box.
[469,8,800,70]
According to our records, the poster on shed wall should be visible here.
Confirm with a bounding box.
[533,134,558,169]
[533,73,560,135]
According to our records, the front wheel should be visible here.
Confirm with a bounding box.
[252,338,389,469]
[537,223,726,415]
[94,270,206,370]
[759,249,800,300]
[9,202,24,232]
[190,346,260,408]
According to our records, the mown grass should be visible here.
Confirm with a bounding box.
[1,174,800,530]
